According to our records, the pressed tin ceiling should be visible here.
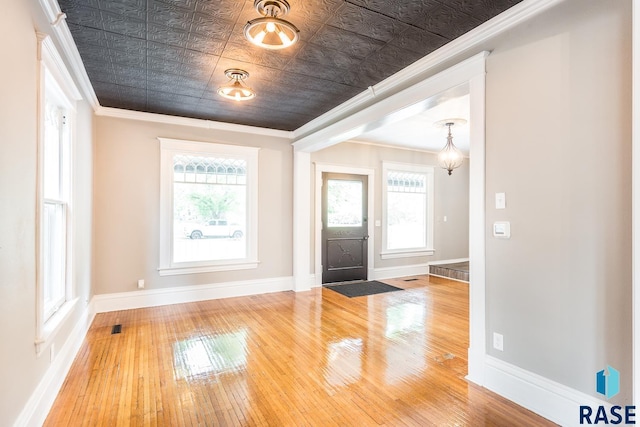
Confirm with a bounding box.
[57,0,522,131]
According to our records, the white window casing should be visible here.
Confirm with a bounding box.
[35,33,82,356]
[158,138,260,275]
[381,162,435,259]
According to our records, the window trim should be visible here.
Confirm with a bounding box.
[158,138,260,276]
[381,162,435,259]
[35,33,82,356]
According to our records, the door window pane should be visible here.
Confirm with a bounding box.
[327,179,362,227]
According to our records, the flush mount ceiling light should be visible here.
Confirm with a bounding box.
[244,0,300,50]
[435,118,467,175]
[217,69,256,102]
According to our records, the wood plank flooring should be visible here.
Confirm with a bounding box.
[45,276,555,426]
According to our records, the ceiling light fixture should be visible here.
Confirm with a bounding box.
[436,119,466,175]
[244,0,300,50]
[217,69,256,102]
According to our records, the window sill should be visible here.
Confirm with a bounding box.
[158,260,260,276]
[35,297,79,356]
[380,249,435,260]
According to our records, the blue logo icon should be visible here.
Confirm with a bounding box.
[596,365,620,399]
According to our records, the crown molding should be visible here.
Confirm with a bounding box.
[37,0,99,109]
[95,106,293,139]
[292,0,567,144]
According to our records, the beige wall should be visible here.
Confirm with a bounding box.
[482,0,632,402]
[93,116,293,294]
[0,1,94,424]
[311,142,470,271]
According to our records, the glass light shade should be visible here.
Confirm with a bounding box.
[438,128,464,175]
[217,70,255,102]
[244,17,299,50]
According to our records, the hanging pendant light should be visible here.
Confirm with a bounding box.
[244,0,299,50]
[436,119,466,175]
[217,69,256,102]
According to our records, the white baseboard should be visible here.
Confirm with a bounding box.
[371,263,430,280]
[15,301,96,427]
[484,355,611,427]
[93,276,294,313]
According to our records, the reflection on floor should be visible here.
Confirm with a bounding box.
[44,275,553,426]
[429,261,470,282]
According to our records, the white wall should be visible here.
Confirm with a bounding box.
[93,116,293,295]
[0,1,94,424]
[483,0,632,402]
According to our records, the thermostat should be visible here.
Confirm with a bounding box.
[493,221,511,238]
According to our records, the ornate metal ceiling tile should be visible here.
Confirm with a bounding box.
[99,0,146,21]
[147,24,189,48]
[154,0,198,12]
[147,42,186,61]
[149,0,194,32]
[114,72,146,89]
[295,43,361,70]
[328,2,409,42]
[366,44,426,68]
[147,56,184,76]
[409,3,482,39]
[309,25,385,59]
[101,11,146,38]
[112,98,149,111]
[185,33,227,56]
[187,33,226,56]
[285,58,345,84]
[353,58,404,87]
[109,49,145,68]
[221,42,293,70]
[287,0,343,25]
[194,0,244,22]
[117,86,147,100]
[104,32,146,54]
[445,0,523,22]
[66,23,108,48]
[58,0,100,9]
[61,0,522,131]
[389,27,449,55]
[181,51,220,69]
[59,3,103,30]
[191,13,235,39]
[147,90,201,105]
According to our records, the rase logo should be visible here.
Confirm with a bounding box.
[579,366,636,425]
[597,365,620,399]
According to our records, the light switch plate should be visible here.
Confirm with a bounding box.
[495,192,506,209]
[493,221,511,238]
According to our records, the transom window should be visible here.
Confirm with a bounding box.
[382,163,434,258]
[159,138,259,275]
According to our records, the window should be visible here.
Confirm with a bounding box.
[381,163,434,258]
[36,34,81,355]
[159,138,259,275]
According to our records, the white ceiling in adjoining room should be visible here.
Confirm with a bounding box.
[350,93,471,154]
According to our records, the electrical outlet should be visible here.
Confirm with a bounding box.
[50,343,55,362]
[137,279,145,289]
[493,332,504,351]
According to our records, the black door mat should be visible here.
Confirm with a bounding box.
[324,281,403,298]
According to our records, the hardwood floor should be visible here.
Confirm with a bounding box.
[45,276,555,426]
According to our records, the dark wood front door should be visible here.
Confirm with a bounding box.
[322,173,368,284]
